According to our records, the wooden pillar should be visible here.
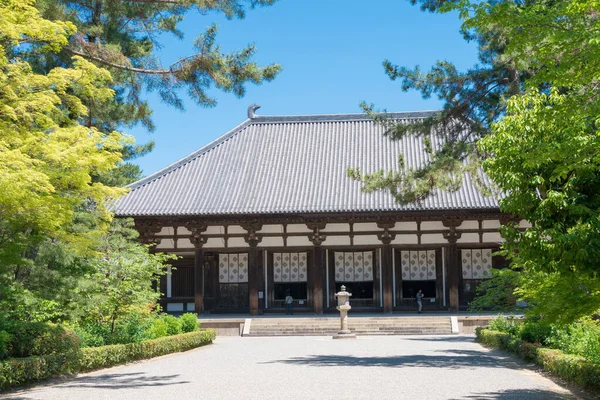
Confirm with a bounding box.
[381,244,393,313]
[307,222,326,315]
[446,243,460,313]
[242,222,263,316]
[194,248,204,314]
[248,244,260,315]
[312,246,324,314]
[377,221,396,314]
[443,219,462,314]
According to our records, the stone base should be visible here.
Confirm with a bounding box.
[332,333,356,340]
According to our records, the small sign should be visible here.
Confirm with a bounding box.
[430,298,436,303]
[258,291,264,299]
[298,300,304,305]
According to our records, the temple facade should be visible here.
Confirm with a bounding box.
[115,108,522,315]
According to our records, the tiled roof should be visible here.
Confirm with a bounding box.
[115,111,498,217]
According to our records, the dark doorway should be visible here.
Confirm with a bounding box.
[274,282,307,300]
[402,280,436,299]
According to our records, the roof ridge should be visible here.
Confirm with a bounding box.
[126,118,252,190]
[250,110,439,123]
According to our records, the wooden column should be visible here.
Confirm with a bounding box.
[378,221,396,313]
[308,222,326,315]
[443,219,462,314]
[189,223,208,315]
[243,222,262,316]
[248,244,260,315]
[194,248,204,314]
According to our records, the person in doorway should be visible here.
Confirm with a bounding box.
[416,289,424,314]
[285,290,293,315]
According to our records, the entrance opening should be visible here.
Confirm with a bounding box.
[336,282,373,300]
[402,280,436,299]
[274,282,307,300]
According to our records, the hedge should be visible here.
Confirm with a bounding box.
[0,329,216,391]
[476,328,600,388]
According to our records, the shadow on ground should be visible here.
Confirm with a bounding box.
[454,388,574,399]
[57,372,189,390]
[403,336,476,343]
[262,349,521,369]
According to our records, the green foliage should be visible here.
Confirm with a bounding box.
[547,319,600,365]
[162,315,183,336]
[0,332,11,360]
[0,330,216,390]
[519,321,553,346]
[180,313,199,333]
[2,322,80,359]
[487,315,521,337]
[477,329,600,388]
[148,318,169,339]
[468,269,520,312]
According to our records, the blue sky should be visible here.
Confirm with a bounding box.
[131,0,479,176]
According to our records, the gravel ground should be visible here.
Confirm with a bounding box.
[2,335,580,400]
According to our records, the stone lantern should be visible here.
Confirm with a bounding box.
[333,285,356,339]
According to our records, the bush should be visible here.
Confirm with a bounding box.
[476,328,600,389]
[488,315,521,336]
[546,319,600,364]
[519,321,552,345]
[180,313,199,333]
[77,330,216,371]
[162,315,182,336]
[7,323,80,358]
[0,330,216,390]
[148,318,169,339]
[0,331,11,360]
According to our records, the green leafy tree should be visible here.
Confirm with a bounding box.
[75,219,174,335]
[36,0,282,184]
[469,0,600,323]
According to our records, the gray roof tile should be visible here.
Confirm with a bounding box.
[115,111,499,216]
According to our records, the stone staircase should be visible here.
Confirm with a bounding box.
[246,317,454,336]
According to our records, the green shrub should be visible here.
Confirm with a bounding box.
[162,315,182,336]
[546,319,600,365]
[8,323,80,358]
[180,313,199,333]
[78,330,216,371]
[476,328,600,389]
[519,321,552,345]
[0,331,12,360]
[0,330,216,390]
[148,318,169,339]
[488,315,521,336]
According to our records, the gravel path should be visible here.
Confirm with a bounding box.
[2,335,578,400]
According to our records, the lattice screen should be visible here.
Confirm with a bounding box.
[334,252,374,282]
[273,252,307,283]
[400,250,436,281]
[218,253,248,283]
[461,249,492,279]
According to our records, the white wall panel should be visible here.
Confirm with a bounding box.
[286,236,312,247]
[156,239,175,249]
[353,222,380,232]
[482,220,501,229]
[227,225,246,234]
[156,227,174,236]
[322,236,351,246]
[420,221,445,230]
[204,237,225,248]
[457,233,480,244]
[396,222,418,230]
[227,238,249,248]
[166,303,184,312]
[391,234,419,245]
[178,227,192,235]
[519,220,532,228]
[482,232,503,243]
[420,234,446,244]
[458,220,479,230]
[177,238,194,249]
[287,224,312,233]
[257,237,284,247]
[257,225,284,233]
[205,226,225,235]
[353,235,381,245]
[321,223,350,232]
